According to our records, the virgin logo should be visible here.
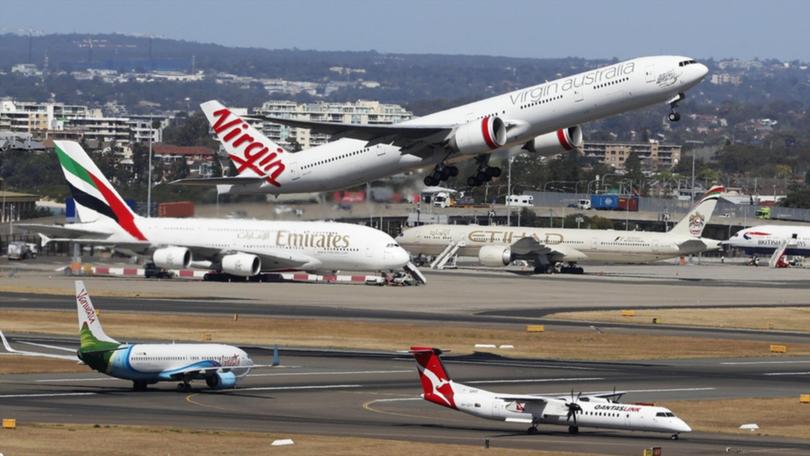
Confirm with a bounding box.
[211,108,286,187]
[77,290,95,324]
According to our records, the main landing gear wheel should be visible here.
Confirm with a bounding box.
[133,380,147,392]
[527,425,538,435]
[671,434,680,440]
[424,165,458,186]
[177,382,191,393]
[568,425,579,434]
[668,112,681,122]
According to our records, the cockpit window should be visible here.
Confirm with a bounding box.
[656,412,667,417]
[386,243,400,248]
[678,60,698,67]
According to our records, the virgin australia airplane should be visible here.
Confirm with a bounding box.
[173,56,707,194]
[18,141,420,280]
[0,281,278,392]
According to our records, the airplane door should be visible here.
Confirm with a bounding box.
[287,161,302,181]
[645,65,656,83]
[574,88,585,103]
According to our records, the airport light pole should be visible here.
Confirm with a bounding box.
[506,156,513,226]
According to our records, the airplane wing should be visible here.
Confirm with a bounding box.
[16,223,111,239]
[257,116,452,144]
[0,331,80,362]
[494,394,552,404]
[510,237,588,262]
[169,176,266,187]
[678,238,719,252]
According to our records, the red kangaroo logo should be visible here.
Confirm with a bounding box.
[211,108,286,187]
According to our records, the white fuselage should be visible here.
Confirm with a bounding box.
[727,224,810,256]
[398,224,715,263]
[227,55,707,195]
[79,217,410,272]
[448,383,691,434]
[103,343,251,382]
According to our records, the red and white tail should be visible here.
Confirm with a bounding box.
[409,346,457,409]
[200,100,288,187]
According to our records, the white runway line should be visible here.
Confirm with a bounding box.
[721,360,810,366]
[0,392,97,398]
[610,387,716,394]
[36,377,121,383]
[468,377,605,385]
[763,371,810,376]
[238,384,362,392]
[248,369,411,378]
[365,397,421,403]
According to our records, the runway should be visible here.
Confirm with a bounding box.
[2,343,810,455]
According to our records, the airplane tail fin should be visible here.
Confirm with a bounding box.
[200,100,288,187]
[669,185,724,237]
[75,280,119,352]
[53,141,147,241]
[409,346,458,409]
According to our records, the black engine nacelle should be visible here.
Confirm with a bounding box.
[523,126,583,154]
[449,117,507,155]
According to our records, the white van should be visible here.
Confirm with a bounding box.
[505,194,534,207]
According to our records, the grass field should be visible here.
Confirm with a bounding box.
[548,307,810,332]
[2,309,809,375]
[0,423,597,456]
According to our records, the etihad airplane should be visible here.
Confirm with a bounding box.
[397,186,724,273]
[410,347,691,439]
[19,141,421,280]
[0,281,278,392]
[173,56,708,194]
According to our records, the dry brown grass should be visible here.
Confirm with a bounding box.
[3,310,810,372]
[0,355,85,374]
[663,397,810,440]
[548,307,810,332]
[0,423,598,456]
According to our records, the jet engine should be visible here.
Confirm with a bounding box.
[449,116,507,155]
[221,252,261,277]
[478,245,512,267]
[152,247,191,269]
[205,371,237,389]
[523,126,583,154]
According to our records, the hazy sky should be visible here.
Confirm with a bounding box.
[2,0,808,61]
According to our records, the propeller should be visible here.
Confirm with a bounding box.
[565,389,583,424]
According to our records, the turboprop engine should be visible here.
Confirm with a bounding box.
[478,245,512,267]
[221,252,261,277]
[205,372,237,389]
[152,247,191,269]
[523,126,583,154]
[449,116,507,155]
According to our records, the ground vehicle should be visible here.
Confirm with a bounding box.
[144,262,174,279]
[576,199,592,210]
[7,241,36,260]
[433,191,455,208]
[506,194,534,207]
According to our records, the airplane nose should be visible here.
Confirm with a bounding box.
[675,418,692,433]
[394,247,411,266]
[695,63,709,79]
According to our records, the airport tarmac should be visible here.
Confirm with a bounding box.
[2,343,810,455]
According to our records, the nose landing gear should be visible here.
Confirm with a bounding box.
[667,92,685,122]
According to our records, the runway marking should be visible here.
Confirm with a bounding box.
[0,392,96,398]
[186,393,233,411]
[362,397,470,423]
[36,377,122,383]
[721,360,810,366]
[599,387,716,394]
[468,377,604,385]
[248,369,411,378]
[763,371,810,376]
[238,384,362,392]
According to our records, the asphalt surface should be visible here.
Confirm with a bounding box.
[2,341,810,455]
[3,261,810,454]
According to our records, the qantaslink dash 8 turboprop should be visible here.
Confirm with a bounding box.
[173,56,707,195]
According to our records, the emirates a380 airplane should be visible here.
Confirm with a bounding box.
[175,56,708,194]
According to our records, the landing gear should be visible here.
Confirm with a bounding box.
[527,425,539,435]
[568,425,579,434]
[424,163,458,186]
[465,155,501,187]
[667,92,685,122]
[559,263,584,274]
[176,381,192,393]
[132,380,147,392]
[671,433,680,440]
